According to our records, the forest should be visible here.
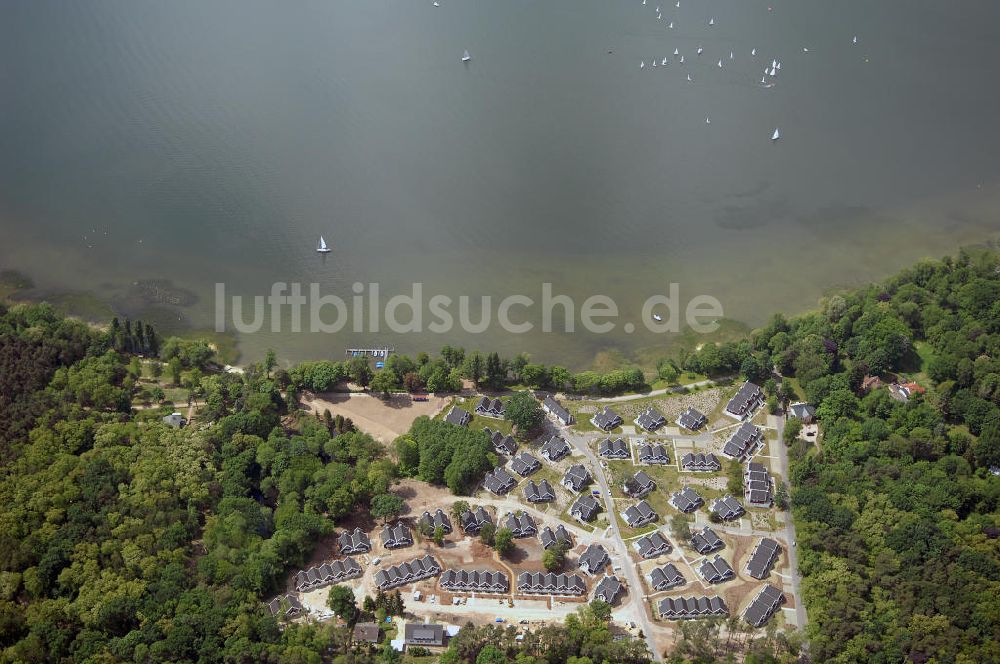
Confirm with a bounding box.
[0,248,998,663]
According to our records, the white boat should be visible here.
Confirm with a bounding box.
[462,50,471,62]
[761,76,767,84]
[674,48,679,56]
[751,48,756,56]
[676,1,680,7]
[730,51,734,60]
[769,67,776,76]
[640,60,645,68]
[853,35,858,45]
[668,21,674,28]
[433,1,439,5]
[652,60,657,67]
[776,62,781,70]
[771,59,777,68]
[802,47,809,53]
[696,46,703,55]
[679,55,684,63]
[717,59,722,68]
[705,116,711,124]
[709,18,714,25]
[652,313,663,322]
[686,73,692,81]
[317,236,331,253]
[662,57,668,65]
[771,128,780,141]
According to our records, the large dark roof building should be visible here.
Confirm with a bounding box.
[621,500,658,528]
[418,509,452,535]
[633,531,672,559]
[404,623,445,647]
[542,395,574,425]
[635,406,667,432]
[724,381,765,420]
[676,407,708,431]
[598,437,630,459]
[511,451,541,477]
[636,442,671,465]
[561,464,591,493]
[681,452,721,472]
[690,526,724,555]
[483,467,516,495]
[503,512,537,538]
[374,556,441,590]
[523,479,556,503]
[267,594,304,618]
[657,596,728,620]
[475,396,506,419]
[697,555,735,584]
[540,435,571,462]
[540,525,573,550]
[517,572,586,596]
[723,422,765,460]
[460,507,493,534]
[623,470,656,498]
[745,462,774,507]
[590,406,623,432]
[484,427,517,456]
[380,523,413,549]
[648,564,686,591]
[710,494,745,521]
[746,538,781,579]
[670,487,704,513]
[593,575,625,604]
[744,584,786,627]
[579,544,610,575]
[570,494,600,522]
[440,569,509,594]
[338,528,372,555]
[445,406,471,427]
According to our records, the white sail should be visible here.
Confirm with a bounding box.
[652,60,657,67]
[751,48,756,56]
[730,51,734,60]
[771,128,780,141]
[668,21,674,28]
[674,48,679,56]
[709,18,714,25]
[462,49,471,61]
[761,76,767,84]
[705,116,711,124]
[853,35,858,44]
[697,46,703,55]
[640,60,645,68]
[679,55,684,63]
[317,236,330,252]
[662,57,668,65]
[686,73,692,81]
[769,67,776,76]
[718,59,722,68]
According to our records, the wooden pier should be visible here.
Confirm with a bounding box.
[345,346,395,359]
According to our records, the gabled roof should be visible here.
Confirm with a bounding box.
[460,506,492,532]
[623,470,655,497]
[562,464,591,492]
[540,524,572,549]
[676,407,708,431]
[339,527,372,553]
[648,563,685,590]
[621,500,658,527]
[744,584,785,627]
[636,442,670,464]
[380,523,413,548]
[542,395,573,423]
[511,451,540,476]
[418,509,452,534]
[634,531,672,558]
[690,526,724,554]
[353,622,380,643]
[483,467,516,495]
[523,479,555,503]
[722,422,764,460]
[725,381,764,418]
[711,494,745,521]
[593,575,624,604]
[591,406,623,431]
[746,538,781,579]
[540,435,570,461]
[635,406,667,432]
[670,487,703,513]
[445,406,471,426]
[570,494,600,521]
[404,623,445,646]
[579,544,610,574]
[598,437,630,458]
[697,555,735,584]
[788,402,816,419]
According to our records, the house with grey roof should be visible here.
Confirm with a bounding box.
[621,500,658,528]
[578,544,610,575]
[690,526,724,555]
[484,427,517,456]
[590,406,623,432]
[657,596,728,620]
[404,623,445,648]
[418,509,452,536]
[788,402,816,423]
[540,525,573,550]
[542,395,574,425]
[338,528,372,555]
[483,467,516,495]
[475,396,505,419]
[445,406,471,427]
[374,555,441,590]
[633,531,672,559]
[746,538,781,579]
[352,622,381,644]
[593,575,624,605]
[523,479,555,503]
[598,437,630,459]
[503,512,537,538]
[511,451,540,477]
[681,452,722,472]
[635,406,667,432]
[710,494,745,521]
[744,462,773,507]
[676,407,707,431]
[670,487,704,513]
[267,594,304,618]
[697,555,735,584]
[380,523,413,549]
[722,422,764,460]
[162,412,186,428]
[517,572,586,596]
[561,464,591,493]
[294,558,363,592]
[623,470,655,498]
[570,494,600,522]
[460,506,492,534]
[648,564,686,591]
[724,381,764,420]
[439,569,509,594]
[743,584,785,627]
[636,442,670,465]
[540,435,571,462]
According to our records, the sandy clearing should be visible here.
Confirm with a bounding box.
[301,391,449,442]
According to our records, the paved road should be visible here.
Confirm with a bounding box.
[768,414,807,631]
[563,428,663,662]
[567,377,723,404]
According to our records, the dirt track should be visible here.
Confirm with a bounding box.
[302,391,449,442]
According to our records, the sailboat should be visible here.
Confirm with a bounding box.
[686,73,692,81]
[730,51,734,60]
[696,46,703,55]
[769,67,777,76]
[717,59,722,68]
[679,55,684,63]
[668,21,674,28]
[652,60,657,67]
[662,57,668,65]
[852,35,858,45]
[761,75,767,84]
[640,60,645,69]
[652,313,663,322]
[709,18,715,25]
[317,236,331,253]
[705,116,711,124]
[771,128,780,141]
[462,49,471,62]
[674,48,679,56]
[751,48,756,56]
[433,1,439,6]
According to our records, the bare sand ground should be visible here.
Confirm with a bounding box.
[301,391,449,442]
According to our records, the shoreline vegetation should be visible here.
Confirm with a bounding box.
[0,248,999,663]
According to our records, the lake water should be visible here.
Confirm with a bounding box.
[2,0,999,368]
